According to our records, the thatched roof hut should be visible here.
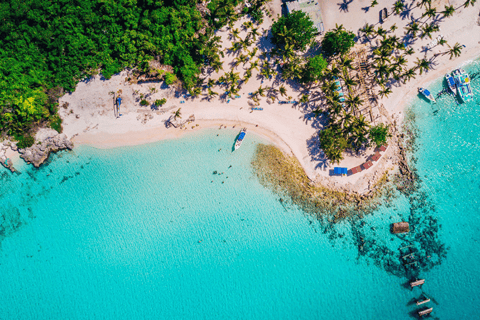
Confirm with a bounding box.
[391,222,409,234]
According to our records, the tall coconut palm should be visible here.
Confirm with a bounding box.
[343,76,358,92]
[422,7,437,22]
[321,81,338,96]
[249,28,260,41]
[255,85,266,97]
[447,42,463,59]
[248,47,258,59]
[417,0,432,9]
[340,56,355,70]
[299,94,309,104]
[173,108,182,120]
[378,86,392,98]
[402,68,417,83]
[346,94,364,114]
[249,60,260,72]
[206,88,218,100]
[421,24,435,39]
[230,28,240,40]
[441,5,455,17]
[360,23,376,40]
[210,58,223,72]
[405,47,415,55]
[376,26,387,38]
[207,78,216,88]
[279,85,287,97]
[463,0,477,8]
[393,1,404,15]
[415,58,431,74]
[405,21,420,38]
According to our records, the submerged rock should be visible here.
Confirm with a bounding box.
[18,129,74,168]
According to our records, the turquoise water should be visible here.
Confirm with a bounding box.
[1,61,479,319]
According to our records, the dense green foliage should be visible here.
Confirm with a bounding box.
[321,24,355,57]
[271,11,317,51]
[300,55,328,84]
[0,0,240,142]
[155,98,167,107]
[369,123,391,147]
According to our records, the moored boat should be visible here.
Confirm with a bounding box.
[452,68,474,103]
[445,73,457,95]
[234,128,247,150]
[418,87,436,102]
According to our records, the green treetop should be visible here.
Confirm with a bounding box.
[321,24,356,57]
[271,11,317,51]
[300,55,328,84]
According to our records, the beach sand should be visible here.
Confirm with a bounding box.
[56,0,479,194]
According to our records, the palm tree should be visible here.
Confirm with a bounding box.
[402,68,416,83]
[378,86,392,98]
[417,0,432,9]
[415,58,431,75]
[173,108,182,120]
[376,26,387,38]
[441,5,455,18]
[346,94,364,113]
[405,22,420,38]
[321,81,339,96]
[370,0,378,8]
[248,47,258,59]
[393,1,404,15]
[243,21,253,31]
[422,7,437,21]
[373,62,391,81]
[343,76,358,92]
[463,0,477,8]
[256,85,266,97]
[230,28,240,40]
[210,58,223,72]
[206,88,218,100]
[390,24,398,32]
[249,28,260,41]
[312,108,322,118]
[299,94,309,104]
[340,56,355,70]
[447,42,463,59]
[279,85,287,97]
[207,78,216,88]
[405,47,415,55]
[249,60,259,72]
[421,24,435,39]
[360,23,376,40]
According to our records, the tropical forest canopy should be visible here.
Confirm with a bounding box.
[0,0,241,145]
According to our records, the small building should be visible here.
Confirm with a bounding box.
[286,0,324,34]
[391,222,409,234]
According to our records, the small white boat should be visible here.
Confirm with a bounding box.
[234,128,247,150]
[445,73,457,95]
[418,87,436,102]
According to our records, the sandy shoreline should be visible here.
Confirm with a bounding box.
[4,0,480,194]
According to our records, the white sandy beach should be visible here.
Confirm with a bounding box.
[12,0,478,193]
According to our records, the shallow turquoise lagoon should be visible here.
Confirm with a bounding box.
[1,61,479,319]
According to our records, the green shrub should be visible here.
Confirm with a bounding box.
[155,98,167,107]
[164,72,177,85]
[369,124,391,147]
[140,99,149,106]
[15,135,35,149]
[50,114,63,133]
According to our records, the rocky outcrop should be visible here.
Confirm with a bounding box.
[18,129,74,168]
